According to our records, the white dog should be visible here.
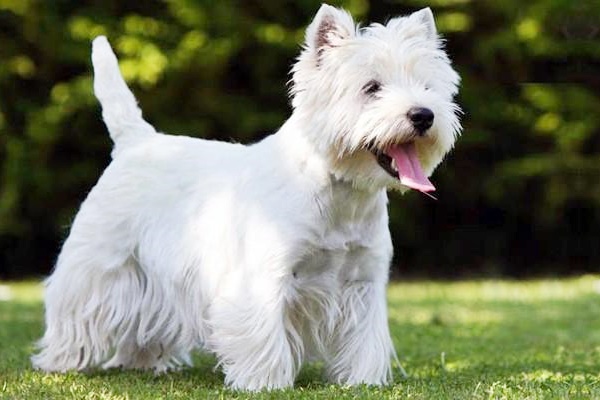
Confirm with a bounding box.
[32,4,460,390]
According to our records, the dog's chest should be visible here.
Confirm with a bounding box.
[294,219,380,283]
[319,221,371,252]
[293,188,387,280]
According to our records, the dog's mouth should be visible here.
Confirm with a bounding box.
[372,142,435,194]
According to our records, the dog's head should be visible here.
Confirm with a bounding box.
[291,4,461,194]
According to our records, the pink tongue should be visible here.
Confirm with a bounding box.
[387,143,435,193]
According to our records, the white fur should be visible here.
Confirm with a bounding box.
[32,4,460,391]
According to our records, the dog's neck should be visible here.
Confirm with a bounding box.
[273,115,388,229]
[275,114,383,195]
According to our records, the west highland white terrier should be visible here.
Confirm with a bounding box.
[32,4,461,390]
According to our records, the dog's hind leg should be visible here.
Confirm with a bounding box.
[31,245,135,372]
[33,248,193,373]
[31,195,154,372]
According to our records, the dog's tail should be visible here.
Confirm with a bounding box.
[91,36,156,145]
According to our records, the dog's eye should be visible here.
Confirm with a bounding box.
[363,80,382,96]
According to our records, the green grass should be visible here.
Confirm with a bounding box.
[1,276,600,399]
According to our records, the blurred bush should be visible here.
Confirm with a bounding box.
[0,0,598,278]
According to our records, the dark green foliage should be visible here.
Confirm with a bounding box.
[0,0,598,278]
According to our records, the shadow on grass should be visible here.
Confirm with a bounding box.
[71,356,335,398]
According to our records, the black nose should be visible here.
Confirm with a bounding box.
[407,107,434,134]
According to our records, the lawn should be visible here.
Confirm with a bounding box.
[1,276,599,399]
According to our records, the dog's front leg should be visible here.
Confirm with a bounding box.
[207,273,301,391]
[327,276,395,385]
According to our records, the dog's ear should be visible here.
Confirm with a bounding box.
[409,7,437,40]
[305,4,355,64]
